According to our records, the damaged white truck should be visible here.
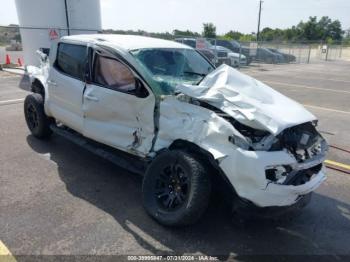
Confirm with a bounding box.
[24,35,328,226]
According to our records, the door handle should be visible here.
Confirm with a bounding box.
[48,80,57,86]
[85,95,99,102]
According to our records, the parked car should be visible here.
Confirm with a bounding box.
[210,45,232,66]
[25,34,328,226]
[196,48,217,65]
[175,38,231,66]
[256,47,285,64]
[215,46,247,67]
[268,48,296,63]
[213,39,254,65]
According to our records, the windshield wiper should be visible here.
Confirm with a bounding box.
[182,71,207,85]
[182,71,207,77]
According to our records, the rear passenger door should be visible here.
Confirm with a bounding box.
[48,43,87,133]
[82,50,155,156]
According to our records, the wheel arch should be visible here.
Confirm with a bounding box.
[31,78,45,95]
[30,77,53,117]
[167,139,238,199]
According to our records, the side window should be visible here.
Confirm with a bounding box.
[93,54,137,93]
[221,42,230,49]
[55,43,87,80]
[184,40,196,48]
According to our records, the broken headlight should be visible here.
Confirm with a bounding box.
[278,122,327,162]
[265,165,290,184]
[266,163,323,186]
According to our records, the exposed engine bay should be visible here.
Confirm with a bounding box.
[186,98,327,187]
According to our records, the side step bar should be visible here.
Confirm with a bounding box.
[50,125,148,175]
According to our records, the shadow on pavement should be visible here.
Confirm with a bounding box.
[26,134,350,260]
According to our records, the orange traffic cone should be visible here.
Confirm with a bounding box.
[17,58,22,67]
[6,54,11,64]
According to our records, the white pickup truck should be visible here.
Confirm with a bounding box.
[25,34,328,226]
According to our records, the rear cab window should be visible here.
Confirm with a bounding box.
[54,43,87,80]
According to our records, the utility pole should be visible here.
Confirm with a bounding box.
[64,0,70,35]
[256,0,263,42]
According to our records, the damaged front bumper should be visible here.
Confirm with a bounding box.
[219,146,327,207]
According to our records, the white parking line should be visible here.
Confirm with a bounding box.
[250,73,350,84]
[289,75,350,84]
[264,80,350,94]
[304,104,350,115]
[246,66,350,78]
[0,98,25,106]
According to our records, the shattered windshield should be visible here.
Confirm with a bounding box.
[130,48,214,94]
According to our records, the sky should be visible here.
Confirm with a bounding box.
[0,0,349,34]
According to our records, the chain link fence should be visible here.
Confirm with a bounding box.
[0,25,349,67]
[171,36,348,69]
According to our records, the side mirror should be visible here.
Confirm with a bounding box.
[36,50,48,62]
[133,77,149,98]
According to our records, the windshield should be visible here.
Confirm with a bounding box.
[231,41,241,48]
[130,48,214,94]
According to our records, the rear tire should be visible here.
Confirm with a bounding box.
[142,150,211,226]
[24,93,53,139]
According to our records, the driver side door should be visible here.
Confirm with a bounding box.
[82,50,156,156]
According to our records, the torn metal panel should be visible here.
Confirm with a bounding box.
[219,147,326,207]
[175,65,316,135]
[26,50,50,88]
[154,96,247,159]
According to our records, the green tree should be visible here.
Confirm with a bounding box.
[202,23,216,38]
[344,29,350,45]
[284,26,300,41]
[223,30,243,40]
[173,29,200,37]
[255,16,344,42]
[326,19,343,41]
[298,16,321,40]
[297,16,343,41]
[260,27,274,41]
[239,34,255,42]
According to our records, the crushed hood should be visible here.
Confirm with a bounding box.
[176,65,316,135]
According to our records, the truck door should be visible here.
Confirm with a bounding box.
[47,43,87,133]
[82,50,155,156]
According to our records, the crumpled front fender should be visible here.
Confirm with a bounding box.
[154,96,241,159]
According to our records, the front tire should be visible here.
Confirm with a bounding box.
[24,93,52,139]
[142,150,211,226]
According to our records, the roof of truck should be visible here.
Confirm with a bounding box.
[60,34,192,50]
